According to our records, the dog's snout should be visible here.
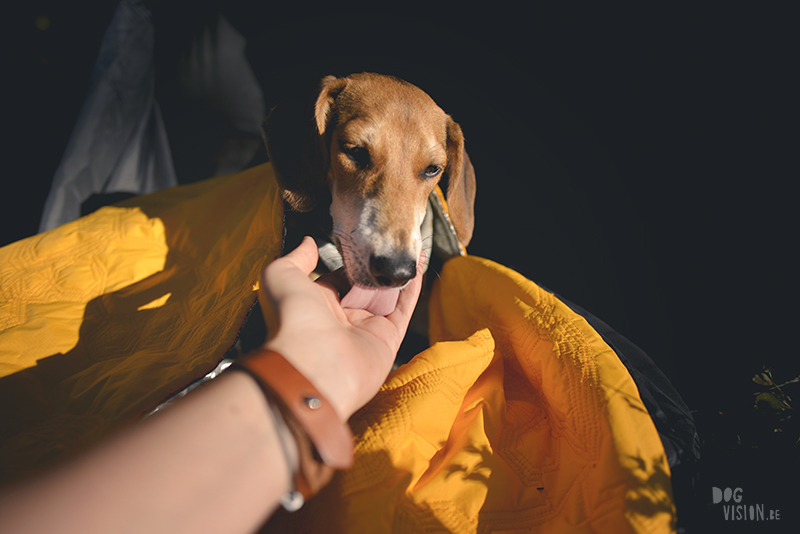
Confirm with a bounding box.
[370,254,416,287]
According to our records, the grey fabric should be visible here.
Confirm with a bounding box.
[39,0,177,232]
[39,0,265,232]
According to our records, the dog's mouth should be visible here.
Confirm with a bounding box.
[319,248,425,317]
[320,235,420,316]
[314,265,405,317]
[337,252,424,316]
[320,204,433,316]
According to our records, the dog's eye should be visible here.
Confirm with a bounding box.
[342,144,370,168]
[423,165,442,179]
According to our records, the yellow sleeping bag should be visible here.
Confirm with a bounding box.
[0,163,674,532]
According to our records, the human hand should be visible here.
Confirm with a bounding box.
[257,236,423,420]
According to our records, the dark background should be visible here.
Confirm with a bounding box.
[4,1,798,529]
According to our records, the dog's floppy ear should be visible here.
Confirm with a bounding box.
[443,117,476,246]
[262,75,348,212]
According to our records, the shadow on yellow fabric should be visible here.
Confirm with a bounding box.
[0,164,283,479]
[0,163,674,532]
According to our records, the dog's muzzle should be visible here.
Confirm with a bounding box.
[304,188,465,315]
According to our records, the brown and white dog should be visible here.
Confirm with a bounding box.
[263,73,476,315]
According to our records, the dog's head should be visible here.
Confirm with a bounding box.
[263,73,475,289]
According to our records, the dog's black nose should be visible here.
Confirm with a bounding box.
[370,254,416,287]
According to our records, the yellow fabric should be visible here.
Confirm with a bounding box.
[0,163,674,532]
[0,164,284,479]
[265,256,675,533]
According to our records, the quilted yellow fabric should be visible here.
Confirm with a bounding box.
[0,163,674,532]
[264,256,675,533]
[0,164,284,479]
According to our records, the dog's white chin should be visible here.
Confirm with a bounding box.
[340,284,401,316]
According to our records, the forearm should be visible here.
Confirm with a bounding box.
[0,371,290,534]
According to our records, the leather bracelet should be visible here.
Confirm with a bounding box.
[231,348,354,510]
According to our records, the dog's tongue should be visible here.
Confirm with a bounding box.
[341,285,401,316]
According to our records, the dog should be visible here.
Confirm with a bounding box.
[262,73,476,315]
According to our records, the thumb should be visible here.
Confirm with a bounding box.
[259,236,320,338]
[278,236,320,275]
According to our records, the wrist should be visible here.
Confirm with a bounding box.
[262,337,358,420]
[231,348,354,510]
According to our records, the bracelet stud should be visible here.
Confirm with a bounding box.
[281,490,305,512]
